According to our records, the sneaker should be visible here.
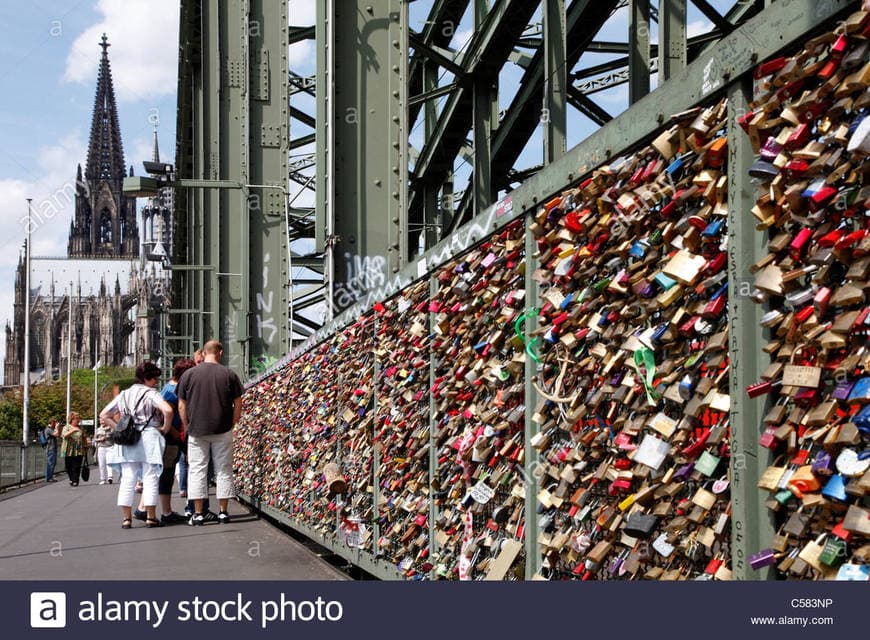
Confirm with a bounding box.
[99,480,106,485]
[189,513,204,526]
[184,506,193,517]
[133,509,147,522]
[108,479,113,484]
[161,512,188,525]
[217,511,231,524]
[202,510,219,524]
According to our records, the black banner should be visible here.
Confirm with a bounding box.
[5,581,865,639]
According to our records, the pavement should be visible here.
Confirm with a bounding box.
[0,475,349,581]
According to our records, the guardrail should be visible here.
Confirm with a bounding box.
[0,442,67,490]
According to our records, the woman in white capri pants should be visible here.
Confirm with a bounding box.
[100,361,174,529]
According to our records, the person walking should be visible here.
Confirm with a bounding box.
[100,361,174,529]
[43,419,60,483]
[177,340,244,525]
[61,412,88,486]
[150,358,197,525]
[92,421,117,485]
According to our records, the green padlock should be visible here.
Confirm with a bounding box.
[774,488,794,506]
[818,537,846,567]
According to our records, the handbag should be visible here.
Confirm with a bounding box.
[80,453,90,482]
[112,389,150,446]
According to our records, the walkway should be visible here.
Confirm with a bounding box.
[0,477,348,581]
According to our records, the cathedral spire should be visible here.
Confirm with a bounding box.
[152,126,160,163]
[84,34,125,182]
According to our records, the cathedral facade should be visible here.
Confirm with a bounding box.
[3,35,171,386]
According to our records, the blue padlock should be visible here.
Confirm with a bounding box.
[821,474,848,502]
[654,272,677,290]
[701,218,724,238]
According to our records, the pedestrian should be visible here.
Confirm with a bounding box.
[193,348,204,365]
[61,412,89,486]
[92,421,117,484]
[177,340,244,525]
[43,419,60,483]
[142,358,196,525]
[99,361,174,529]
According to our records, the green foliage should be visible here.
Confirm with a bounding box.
[0,367,134,441]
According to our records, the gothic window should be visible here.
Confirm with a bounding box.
[99,208,112,245]
[120,216,126,244]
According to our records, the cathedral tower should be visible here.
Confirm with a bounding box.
[67,34,139,258]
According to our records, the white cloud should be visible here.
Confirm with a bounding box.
[0,132,86,379]
[64,0,180,103]
[289,0,317,26]
[687,19,714,38]
[289,40,316,70]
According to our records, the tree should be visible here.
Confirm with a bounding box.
[0,367,135,442]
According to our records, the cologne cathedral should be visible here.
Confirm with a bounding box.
[3,36,171,385]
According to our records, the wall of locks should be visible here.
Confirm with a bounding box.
[234,5,870,580]
[741,8,870,578]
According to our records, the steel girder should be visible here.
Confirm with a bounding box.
[447,0,621,235]
[406,0,541,250]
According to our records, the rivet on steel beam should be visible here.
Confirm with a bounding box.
[393,65,400,73]
[392,116,400,123]
[392,192,399,199]
[392,217,399,223]
[366,6,374,14]
[657,113,664,124]
[374,179,382,186]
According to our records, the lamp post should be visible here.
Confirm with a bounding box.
[22,199,32,449]
[65,281,73,423]
[93,360,101,430]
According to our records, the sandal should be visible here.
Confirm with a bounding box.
[121,519,132,529]
[145,518,163,528]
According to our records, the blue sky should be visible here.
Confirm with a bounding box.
[0,0,180,375]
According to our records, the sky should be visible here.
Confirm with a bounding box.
[0,0,733,381]
[0,0,182,379]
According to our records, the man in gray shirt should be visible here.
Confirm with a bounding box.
[177,340,244,525]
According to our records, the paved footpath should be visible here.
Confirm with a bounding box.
[0,476,348,581]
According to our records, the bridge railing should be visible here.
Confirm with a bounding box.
[235,0,862,581]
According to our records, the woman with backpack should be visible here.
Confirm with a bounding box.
[99,361,174,529]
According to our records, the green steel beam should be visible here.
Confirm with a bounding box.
[290,106,316,128]
[408,31,467,77]
[423,61,441,248]
[238,494,404,580]
[248,0,290,374]
[691,0,734,35]
[472,0,495,218]
[408,81,458,107]
[173,0,288,377]
[629,0,651,104]
[316,0,409,306]
[523,213,540,579]
[543,0,567,165]
[659,0,687,83]
[727,79,772,580]
[566,86,612,126]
